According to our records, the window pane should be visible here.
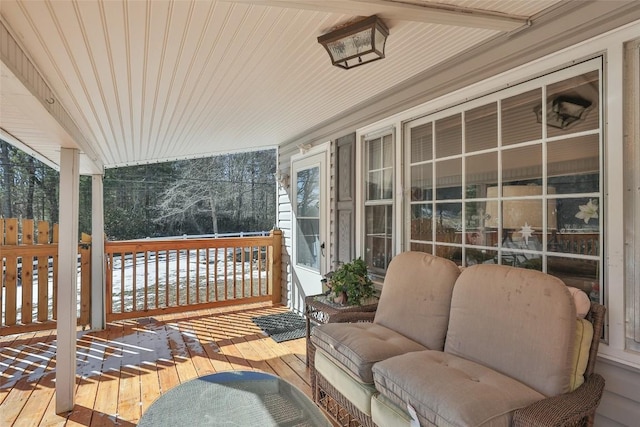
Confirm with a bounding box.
[365,205,392,272]
[369,138,381,169]
[502,145,542,185]
[367,170,381,201]
[466,103,498,152]
[410,242,433,254]
[411,123,433,162]
[549,229,600,256]
[465,200,486,231]
[547,256,599,301]
[410,203,432,242]
[411,163,433,201]
[383,134,393,168]
[555,196,601,234]
[501,251,542,270]
[466,152,497,198]
[296,219,319,270]
[502,89,542,146]
[548,135,599,193]
[466,248,497,266]
[435,202,462,239]
[546,70,599,138]
[436,159,462,200]
[436,114,462,157]
[382,169,393,199]
[436,245,462,265]
[296,167,319,217]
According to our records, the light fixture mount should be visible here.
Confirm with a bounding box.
[318,15,389,70]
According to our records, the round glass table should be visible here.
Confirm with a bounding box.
[138,370,331,427]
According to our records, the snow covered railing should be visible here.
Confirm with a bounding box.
[104,229,282,321]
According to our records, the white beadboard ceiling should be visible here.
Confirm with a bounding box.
[0,0,595,174]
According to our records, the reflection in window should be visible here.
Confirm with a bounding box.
[295,167,320,270]
[405,65,602,303]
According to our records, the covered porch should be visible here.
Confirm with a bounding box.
[1,1,640,425]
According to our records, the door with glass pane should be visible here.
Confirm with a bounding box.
[292,150,328,300]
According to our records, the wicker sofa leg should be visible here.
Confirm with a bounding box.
[309,339,317,401]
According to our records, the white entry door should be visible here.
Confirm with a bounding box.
[291,147,329,302]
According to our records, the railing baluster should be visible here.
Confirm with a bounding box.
[144,251,149,311]
[224,246,228,301]
[214,247,219,302]
[120,253,125,314]
[132,251,137,313]
[165,249,170,308]
[186,248,191,305]
[205,248,210,303]
[196,248,201,303]
[176,250,181,306]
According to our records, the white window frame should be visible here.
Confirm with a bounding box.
[355,126,401,280]
[625,38,640,353]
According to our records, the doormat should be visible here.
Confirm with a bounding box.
[251,311,306,343]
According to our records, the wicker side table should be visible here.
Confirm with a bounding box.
[304,294,378,366]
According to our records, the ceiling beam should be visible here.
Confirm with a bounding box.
[225,0,530,31]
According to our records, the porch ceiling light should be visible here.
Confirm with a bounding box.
[535,96,593,129]
[318,15,389,70]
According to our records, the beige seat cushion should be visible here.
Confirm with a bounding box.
[372,350,544,427]
[374,252,460,350]
[311,322,427,384]
[314,350,378,415]
[445,264,576,397]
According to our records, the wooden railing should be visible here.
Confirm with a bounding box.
[0,218,92,335]
[2,217,283,333]
[105,229,282,321]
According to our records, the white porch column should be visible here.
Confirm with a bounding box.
[91,174,105,330]
[56,148,80,414]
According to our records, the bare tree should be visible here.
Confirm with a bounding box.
[0,140,14,218]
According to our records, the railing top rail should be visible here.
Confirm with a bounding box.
[123,231,270,241]
[105,234,276,252]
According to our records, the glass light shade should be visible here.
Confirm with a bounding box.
[534,96,593,129]
[318,16,389,69]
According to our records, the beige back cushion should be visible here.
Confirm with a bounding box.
[571,318,594,391]
[374,252,460,350]
[444,264,576,397]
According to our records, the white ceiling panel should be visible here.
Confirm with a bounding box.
[0,0,635,173]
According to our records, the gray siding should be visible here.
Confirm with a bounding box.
[595,359,640,426]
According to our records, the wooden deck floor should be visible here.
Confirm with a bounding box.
[0,303,313,427]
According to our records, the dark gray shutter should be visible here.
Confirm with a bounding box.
[335,133,356,267]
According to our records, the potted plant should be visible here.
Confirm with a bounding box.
[328,258,375,306]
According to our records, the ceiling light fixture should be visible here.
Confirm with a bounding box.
[318,15,389,70]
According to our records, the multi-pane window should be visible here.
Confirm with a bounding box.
[406,60,603,303]
[364,133,394,275]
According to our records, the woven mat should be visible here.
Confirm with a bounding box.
[251,311,306,343]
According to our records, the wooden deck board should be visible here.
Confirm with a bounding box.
[0,303,311,426]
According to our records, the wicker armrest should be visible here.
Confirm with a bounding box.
[512,373,605,427]
[326,311,376,323]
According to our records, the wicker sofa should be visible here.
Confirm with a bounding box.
[309,252,606,427]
